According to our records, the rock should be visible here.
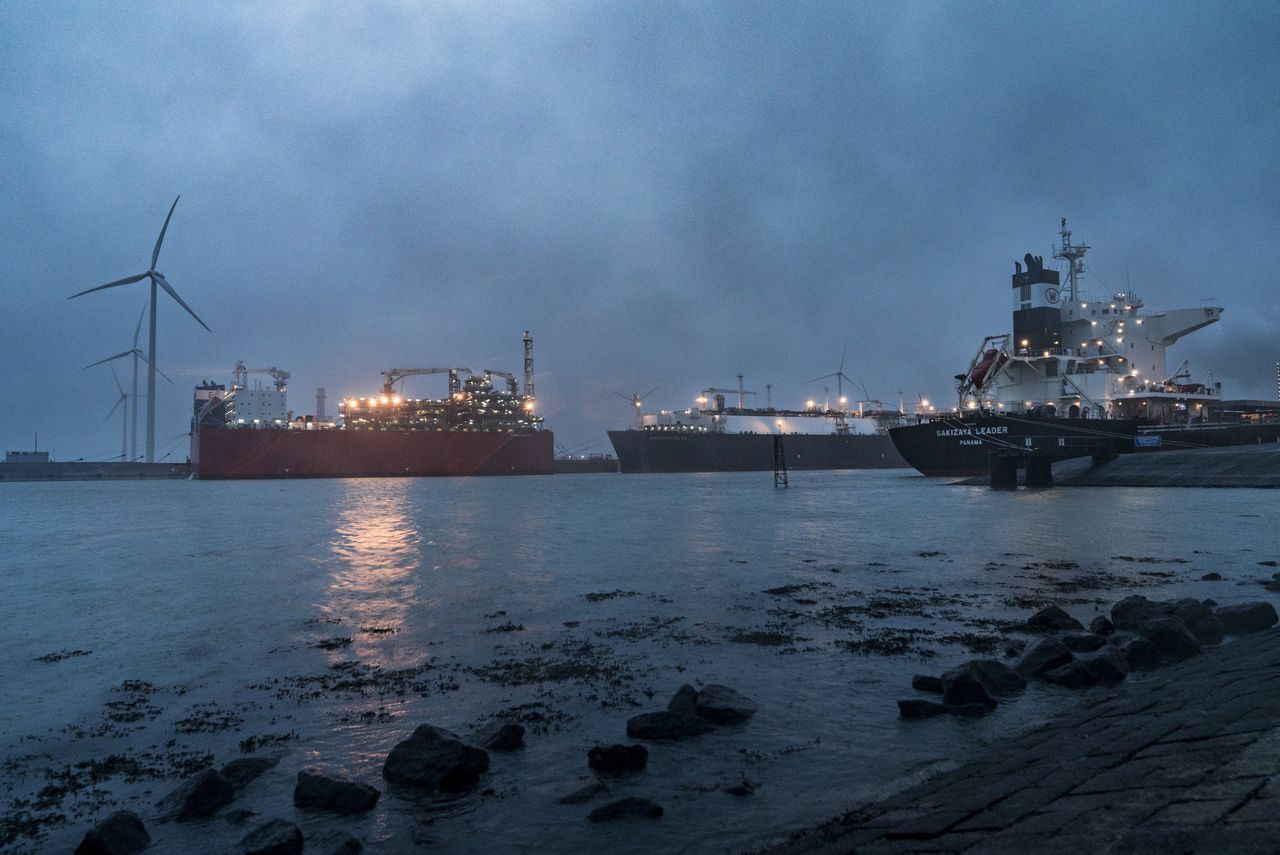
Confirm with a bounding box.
[910,674,942,693]
[1089,615,1115,636]
[220,756,280,791]
[559,781,610,804]
[725,781,755,796]
[667,684,698,716]
[1112,595,1168,631]
[240,818,303,855]
[943,660,1025,697]
[1026,605,1084,632]
[1061,633,1108,652]
[588,744,647,775]
[1216,602,1279,634]
[1015,637,1074,678]
[1120,637,1162,671]
[1168,599,1225,645]
[312,832,364,855]
[156,767,235,821]
[477,722,525,751]
[294,769,381,814]
[75,810,150,855]
[1142,616,1202,662]
[1113,596,1220,647]
[939,670,996,708]
[1084,648,1130,683]
[1201,572,1223,581]
[897,699,949,719]
[1264,580,1280,594]
[694,684,758,724]
[626,711,715,741]
[382,724,490,792]
[1002,638,1028,658]
[224,808,258,825]
[1043,659,1100,689]
[587,797,664,822]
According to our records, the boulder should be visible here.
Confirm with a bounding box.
[1026,605,1084,632]
[382,724,490,792]
[312,832,364,855]
[1112,596,1168,631]
[910,674,942,693]
[1015,638,1074,678]
[1216,602,1279,635]
[626,711,715,741]
[1061,633,1108,652]
[897,699,949,719]
[75,810,149,855]
[1089,615,1115,636]
[587,797,664,822]
[156,767,235,821]
[948,703,991,718]
[588,744,648,775]
[1120,637,1161,671]
[940,670,996,708]
[1201,572,1223,581]
[1043,659,1100,689]
[220,756,279,791]
[1264,580,1280,594]
[1168,599,1225,645]
[294,769,381,814]
[1002,638,1028,658]
[694,684,758,724]
[240,818,303,855]
[1142,616,1202,662]
[942,660,1025,698]
[1084,648,1130,684]
[477,722,525,751]
[559,781,609,805]
[667,684,698,716]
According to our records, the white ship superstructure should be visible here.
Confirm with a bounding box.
[957,219,1222,423]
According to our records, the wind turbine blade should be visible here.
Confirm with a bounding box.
[154,274,211,332]
[84,350,134,369]
[136,351,175,384]
[805,372,836,384]
[133,303,147,348]
[68,272,147,299]
[106,396,124,420]
[641,386,659,400]
[152,195,180,269]
[111,368,125,396]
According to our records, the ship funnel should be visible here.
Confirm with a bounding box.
[1011,253,1062,354]
[523,330,534,398]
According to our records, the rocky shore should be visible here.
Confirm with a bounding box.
[764,599,1280,854]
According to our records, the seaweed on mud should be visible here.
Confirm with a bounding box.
[937,632,1003,655]
[583,590,641,602]
[596,615,686,641]
[1111,556,1191,564]
[33,649,91,664]
[251,659,460,701]
[173,702,245,734]
[239,732,298,753]
[313,637,353,650]
[761,582,833,597]
[360,625,400,635]
[727,625,805,647]
[102,680,162,727]
[484,622,526,634]
[836,628,938,658]
[483,701,577,735]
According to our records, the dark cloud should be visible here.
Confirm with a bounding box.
[2,2,1277,459]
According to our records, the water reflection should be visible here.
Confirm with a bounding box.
[327,479,421,656]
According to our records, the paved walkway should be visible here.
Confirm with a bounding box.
[768,629,1280,854]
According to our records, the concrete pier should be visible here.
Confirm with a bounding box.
[766,629,1280,854]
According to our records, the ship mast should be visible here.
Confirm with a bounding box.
[1053,217,1089,302]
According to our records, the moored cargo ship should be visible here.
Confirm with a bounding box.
[191,334,554,479]
[889,221,1280,477]
[608,384,909,473]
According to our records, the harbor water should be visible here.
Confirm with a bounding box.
[2,471,1277,853]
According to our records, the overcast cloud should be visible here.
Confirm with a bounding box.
[2,1,1277,460]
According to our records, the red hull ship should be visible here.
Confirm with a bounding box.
[191,427,554,479]
[190,335,553,480]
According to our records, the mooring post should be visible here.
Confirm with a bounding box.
[990,453,1018,489]
[773,435,788,488]
[1025,456,1054,487]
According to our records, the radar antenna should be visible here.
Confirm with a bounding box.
[1053,217,1090,302]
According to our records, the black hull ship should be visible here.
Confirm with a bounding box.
[889,221,1280,477]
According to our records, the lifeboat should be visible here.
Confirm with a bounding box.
[966,349,1006,388]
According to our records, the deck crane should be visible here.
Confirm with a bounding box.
[481,369,520,394]
[381,367,473,397]
[232,361,290,392]
[698,373,757,410]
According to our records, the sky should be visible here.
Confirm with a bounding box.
[2,1,1277,461]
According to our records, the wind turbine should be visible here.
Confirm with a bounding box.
[103,367,129,462]
[69,196,210,462]
[806,343,855,409]
[83,303,171,461]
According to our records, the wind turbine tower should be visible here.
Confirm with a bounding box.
[70,197,210,462]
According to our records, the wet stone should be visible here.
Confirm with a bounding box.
[911,674,943,693]
[293,769,381,814]
[382,723,490,792]
[156,767,235,821]
[898,699,949,719]
[1043,659,1101,689]
[1015,637,1074,678]
[667,684,698,716]
[477,721,525,751]
[240,818,303,855]
[1026,605,1084,632]
[1142,616,1202,662]
[75,809,150,855]
[1090,615,1115,636]
[626,711,715,741]
[1120,637,1162,671]
[588,743,648,775]
[1062,633,1108,652]
[587,797,664,822]
[220,756,279,791]
[1216,602,1278,635]
[694,684,759,724]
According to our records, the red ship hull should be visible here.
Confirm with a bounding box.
[192,428,555,479]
